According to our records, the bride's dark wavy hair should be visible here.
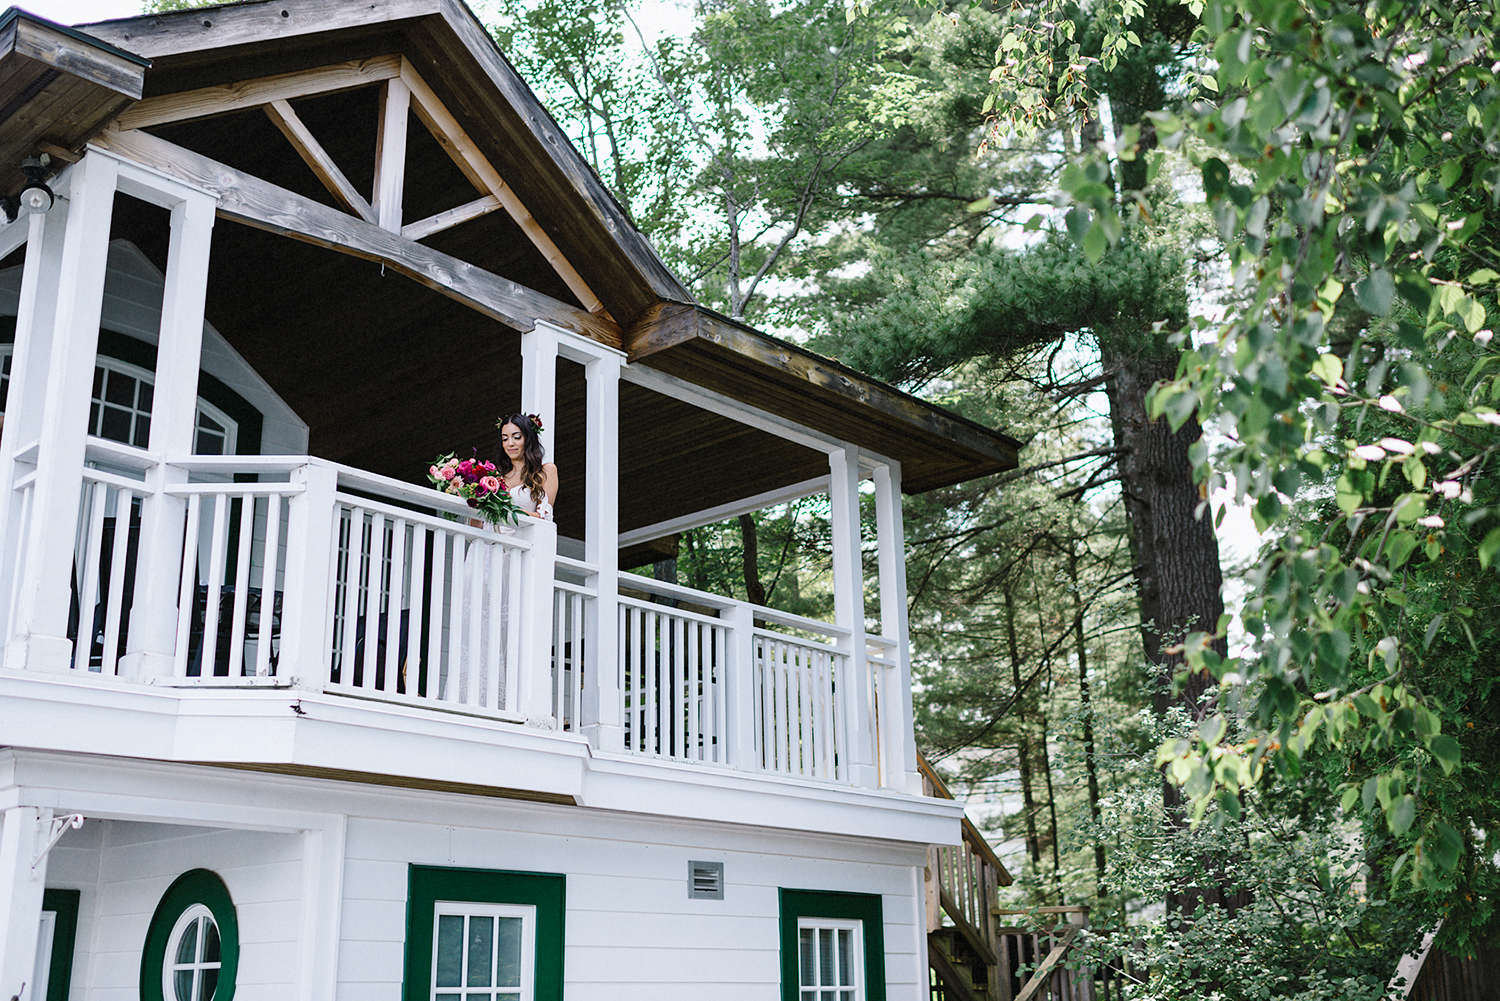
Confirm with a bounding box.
[497,414,547,500]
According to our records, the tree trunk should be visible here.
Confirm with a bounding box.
[1100,338,1249,916]
[1070,548,1108,901]
[739,514,767,606]
[1005,588,1042,870]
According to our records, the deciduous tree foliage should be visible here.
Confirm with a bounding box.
[1001,0,1500,951]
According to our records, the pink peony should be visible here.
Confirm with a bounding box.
[481,475,501,493]
[439,466,455,480]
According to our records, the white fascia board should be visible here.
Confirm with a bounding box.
[0,671,589,803]
[618,475,830,547]
[2,748,941,865]
[0,672,962,846]
[578,752,964,847]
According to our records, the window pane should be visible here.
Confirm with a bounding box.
[133,413,151,448]
[199,966,218,1001]
[436,995,462,1001]
[495,916,523,988]
[204,919,221,963]
[173,969,194,1001]
[196,428,224,455]
[99,405,131,443]
[819,928,834,986]
[467,915,494,987]
[435,914,464,988]
[837,928,852,986]
[175,918,200,965]
[92,366,104,398]
[138,379,153,411]
[799,928,816,986]
[104,371,134,406]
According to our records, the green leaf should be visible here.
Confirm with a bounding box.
[1082,222,1107,264]
[1429,734,1461,775]
[1356,269,1395,315]
[1389,794,1417,836]
[1479,527,1500,569]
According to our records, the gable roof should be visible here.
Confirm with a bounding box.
[1,0,1020,492]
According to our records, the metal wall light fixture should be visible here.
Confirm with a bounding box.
[1,155,54,224]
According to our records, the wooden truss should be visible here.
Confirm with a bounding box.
[116,55,608,318]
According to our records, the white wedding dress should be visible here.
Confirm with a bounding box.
[455,485,551,708]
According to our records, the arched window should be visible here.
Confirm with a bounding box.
[164,904,222,1001]
[141,870,238,1001]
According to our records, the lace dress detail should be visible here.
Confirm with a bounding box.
[455,483,551,706]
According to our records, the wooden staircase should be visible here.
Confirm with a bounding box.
[921,755,1139,1001]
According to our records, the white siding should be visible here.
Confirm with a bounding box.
[46,819,303,1001]
[340,805,925,1001]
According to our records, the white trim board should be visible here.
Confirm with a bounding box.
[618,475,830,548]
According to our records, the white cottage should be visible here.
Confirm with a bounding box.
[0,3,1020,999]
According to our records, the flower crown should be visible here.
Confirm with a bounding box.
[496,413,545,433]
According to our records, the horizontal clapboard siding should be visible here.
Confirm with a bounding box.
[340,808,924,1000]
[45,820,303,1001]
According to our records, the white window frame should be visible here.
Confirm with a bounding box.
[0,345,237,456]
[162,902,222,1001]
[430,900,537,1001]
[797,916,864,1001]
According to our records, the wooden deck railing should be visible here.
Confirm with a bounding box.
[44,443,914,789]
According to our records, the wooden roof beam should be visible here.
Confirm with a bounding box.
[401,194,501,242]
[263,99,376,225]
[373,77,409,232]
[116,54,403,131]
[398,58,610,319]
[90,127,623,348]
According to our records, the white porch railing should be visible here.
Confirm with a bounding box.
[37,441,910,789]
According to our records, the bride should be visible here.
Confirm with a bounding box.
[496,413,558,520]
[456,414,556,708]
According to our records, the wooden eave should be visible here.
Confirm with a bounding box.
[628,302,1021,494]
[0,8,148,194]
[79,0,690,329]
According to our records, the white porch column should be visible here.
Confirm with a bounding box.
[122,187,217,681]
[829,445,877,787]
[0,806,51,998]
[872,460,920,794]
[0,197,68,646]
[5,153,119,673]
[519,323,558,459]
[580,347,622,751]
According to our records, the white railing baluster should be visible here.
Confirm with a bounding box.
[98,485,134,677]
[384,517,407,696]
[254,494,282,678]
[173,494,202,677]
[225,494,256,678]
[405,522,427,696]
[360,511,384,692]
[486,542,506,711]
[73,480,108,672]
[429,528,449,701]
[199,493,230,678]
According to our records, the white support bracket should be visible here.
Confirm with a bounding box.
[31,814,82,875]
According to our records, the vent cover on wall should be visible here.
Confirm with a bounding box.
[688,860,724,899]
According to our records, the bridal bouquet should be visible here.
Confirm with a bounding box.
[427,452,520,526]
